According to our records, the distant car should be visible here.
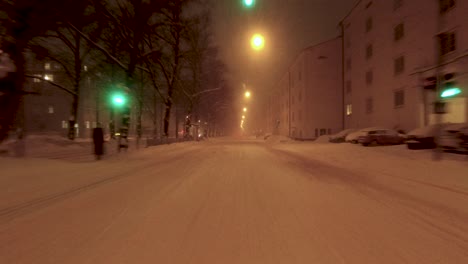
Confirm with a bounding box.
[406,124,447,150]
[358,128,405,146]
[346,127,385,144]
[438,123,468,152]
[329,129,357,143]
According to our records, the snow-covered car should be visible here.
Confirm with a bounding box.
[406,124,449,150]
[345,127,384,144]
[358,128,405,146]
[329,129,357,143]
[438,123,468,152]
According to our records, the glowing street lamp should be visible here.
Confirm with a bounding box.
[251,34,265,51]
[243,0,255,8]
[243,107,247,112]
[245,91,251,98]
[242,115,246,119]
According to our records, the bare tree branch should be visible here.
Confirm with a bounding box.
[25,74,77,96]
[67,22,128,71]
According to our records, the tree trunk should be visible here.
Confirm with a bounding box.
[163,101,172,137]
[68,94,79,140]
[0,43,25,144]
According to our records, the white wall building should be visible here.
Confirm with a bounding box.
[342,0,468,132]
[267,38,343,139]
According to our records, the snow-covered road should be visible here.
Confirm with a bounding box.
[1,139,467,263]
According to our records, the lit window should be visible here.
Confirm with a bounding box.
[86,121,90,129]
[44,63,51,70]
[84,65,88,71]
[62,121,68,128]
[33,74,41,83]
[44,74,54,81]
[48,106,54,114]
[346,104,353,116]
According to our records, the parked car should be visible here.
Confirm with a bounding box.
[406,124,448,150]
[329,129,357,143]
[438,123,468,152]
[358,128,405,146]
[345,127,385,144]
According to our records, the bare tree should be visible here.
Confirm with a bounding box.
[0,0,86,143]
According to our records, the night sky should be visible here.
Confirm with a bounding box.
[212,0,357,97]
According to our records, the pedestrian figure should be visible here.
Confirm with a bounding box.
[93,126,104,160]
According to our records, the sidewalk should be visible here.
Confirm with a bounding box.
[0,135,149,162]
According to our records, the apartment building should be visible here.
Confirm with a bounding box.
[267,38,343,139]
[342,0,468,132]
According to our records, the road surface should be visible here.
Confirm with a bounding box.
[1,139,467,263]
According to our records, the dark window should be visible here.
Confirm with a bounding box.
[394,0,403,10]
[439,0,455,14]
[366,70,373,85]
[320,129,327,136]
[328,128,332,135]
[394,90,405,107]
[315,129,319,137]
[366,44,373,59]
[366,97,374,114]
[394,56,405,75]
[366,17,373,32]
[439,32,456,55]
[394,23,404,41]
[298,90,302,102]
[346,80,352,94]
[346,58,352,71]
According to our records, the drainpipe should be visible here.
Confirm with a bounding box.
[340,23,346,131]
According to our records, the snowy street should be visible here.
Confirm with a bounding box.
[1,138,468,263]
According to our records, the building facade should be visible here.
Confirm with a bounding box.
[267,38,343,139]
[342,0,468,132]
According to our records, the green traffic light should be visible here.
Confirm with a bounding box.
[243,0,255,8]
[441,88,461,98]
[112,93,126,106]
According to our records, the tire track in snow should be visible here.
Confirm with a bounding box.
[0,148,200,223]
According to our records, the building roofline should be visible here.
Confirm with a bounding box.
[275,36,341,89]
[288,36,341,69]
[339,0,363,24]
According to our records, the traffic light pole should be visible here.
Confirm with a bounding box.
[433,2,444,161]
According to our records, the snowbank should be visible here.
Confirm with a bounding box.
[314,135,331,143]
[264,135,293,144]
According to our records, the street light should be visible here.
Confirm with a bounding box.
[243,107,247,112]
[245,91,251,98]
[243,0,255,8]
[242,115,246,119]
[251,34,265,51]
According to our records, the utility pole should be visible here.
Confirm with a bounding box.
[433,0,444,160]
